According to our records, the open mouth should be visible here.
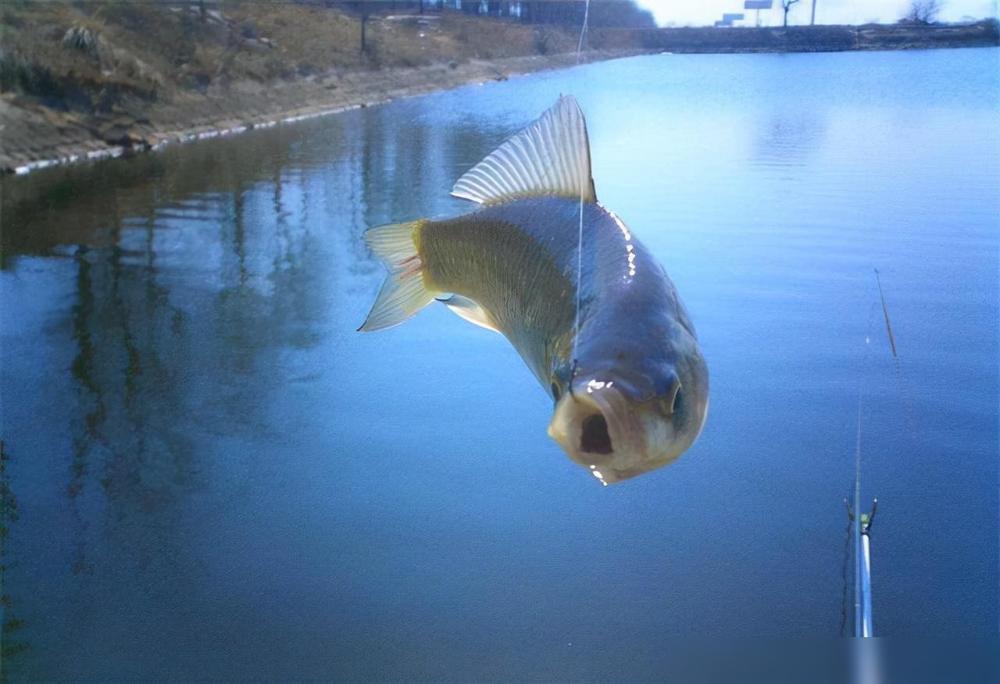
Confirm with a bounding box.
[548,381,692,485]
[548,383,640,471]
[580,413,613,455]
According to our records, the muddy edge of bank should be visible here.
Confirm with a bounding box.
[1,50,641,177]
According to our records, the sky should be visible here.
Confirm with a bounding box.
[633,0,999,26]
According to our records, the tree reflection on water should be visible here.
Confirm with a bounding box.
[0,105,506,679]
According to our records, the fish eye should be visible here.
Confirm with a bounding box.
[551,382,561,401]
[661,381,682,415]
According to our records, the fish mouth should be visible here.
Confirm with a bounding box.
[547,384,644,484]
[580,414,613,455]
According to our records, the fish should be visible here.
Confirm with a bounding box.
[359,95,709,484]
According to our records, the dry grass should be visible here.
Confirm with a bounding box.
[0,1,648,171]
[0,1,604,113]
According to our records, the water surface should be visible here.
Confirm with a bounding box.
[2,48,998,679]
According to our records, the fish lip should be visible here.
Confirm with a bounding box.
[547,383,642,472]
[577,383,639,454]
[593,465,645,485]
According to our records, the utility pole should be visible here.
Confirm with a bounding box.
[360,2,370,55]
[810,0,817,25]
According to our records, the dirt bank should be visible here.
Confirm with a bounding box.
[0,2,646,174]
[0,49,637,175]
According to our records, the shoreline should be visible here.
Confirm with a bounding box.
[1,50,639,177]
[3,18,996,178]
[637,20,999,54]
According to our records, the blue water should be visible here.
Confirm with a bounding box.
[1,48,997,679]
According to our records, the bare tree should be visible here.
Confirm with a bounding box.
[781,0,800,27]
[905,0,943,24]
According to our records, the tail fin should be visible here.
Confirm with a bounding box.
[359,220,436,332]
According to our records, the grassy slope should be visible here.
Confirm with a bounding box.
[0,2,594,111]
[1,2,621,170]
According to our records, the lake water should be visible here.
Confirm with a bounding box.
[2,48,998,679]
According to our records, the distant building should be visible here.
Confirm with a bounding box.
[714,12,745,27]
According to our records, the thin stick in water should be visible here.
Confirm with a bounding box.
[874,268,897,358]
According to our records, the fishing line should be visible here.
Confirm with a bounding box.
[570,179,585,382]
[569,0,592,388]
[576,0,592,62]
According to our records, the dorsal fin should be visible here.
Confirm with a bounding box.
[451,95,597,205]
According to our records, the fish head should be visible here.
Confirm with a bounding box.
[546,322,709,485]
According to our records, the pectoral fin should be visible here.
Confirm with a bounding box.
[437,295,500,333]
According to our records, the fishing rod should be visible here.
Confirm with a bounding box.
[836,272,894,684]
[845,268,896,641]
[849,376,876,639]
[845,490,878,639]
